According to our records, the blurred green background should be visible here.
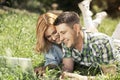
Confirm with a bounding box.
[0,0,120,18]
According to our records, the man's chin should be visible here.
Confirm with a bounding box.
[66,44,72,48]
[57,42,61,44]
[66,43,74,48]
[55,41,61,44]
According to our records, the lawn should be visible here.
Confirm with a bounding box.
[0,8,120,80]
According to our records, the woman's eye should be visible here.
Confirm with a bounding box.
[46,35,51,39]
[53,30,57,35]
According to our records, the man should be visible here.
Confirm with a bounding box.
[53,11,120,73]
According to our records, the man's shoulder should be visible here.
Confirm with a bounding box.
[86,32,110,39]
[85,32,112,44]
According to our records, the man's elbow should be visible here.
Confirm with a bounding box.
[62,65,74,72]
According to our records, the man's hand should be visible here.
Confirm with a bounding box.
[60,72,95,80]
[62,58,74,72]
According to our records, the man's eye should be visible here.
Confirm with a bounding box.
[46,35,51,39]
[62,31,66,34]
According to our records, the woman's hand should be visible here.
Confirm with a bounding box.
[34,66,46,76]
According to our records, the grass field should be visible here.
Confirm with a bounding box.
[0,8,120,80]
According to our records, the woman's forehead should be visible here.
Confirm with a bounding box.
[44,25,57,38]
[49,25,56,29]
[46,25,56,33]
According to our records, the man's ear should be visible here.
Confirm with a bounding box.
[73,24,80,36]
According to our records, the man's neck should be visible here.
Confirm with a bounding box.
[74,31,84,51]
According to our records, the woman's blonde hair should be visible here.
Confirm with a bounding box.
[35,12,58,54]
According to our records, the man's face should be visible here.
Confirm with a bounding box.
[44,25,61,44]
[55,23,76,48]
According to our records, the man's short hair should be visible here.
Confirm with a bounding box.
[54,11,80,27]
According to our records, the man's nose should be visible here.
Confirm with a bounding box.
[59,34,64,41]
[51,35,56,40]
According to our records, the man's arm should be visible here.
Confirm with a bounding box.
[62,58,74,72]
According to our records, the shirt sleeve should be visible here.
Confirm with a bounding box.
[44,45,62,66]
[89,33,115,63]
[62,44,72,58]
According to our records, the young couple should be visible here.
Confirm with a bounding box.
[34,0,120,79]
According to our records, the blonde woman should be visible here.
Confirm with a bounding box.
[34,12,63,75]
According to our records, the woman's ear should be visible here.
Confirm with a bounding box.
[73,24,80,36]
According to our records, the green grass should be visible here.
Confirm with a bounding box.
[0,9,43,64]
[0,9,42,80]
[0,9,120,80]
[98,17,120,36]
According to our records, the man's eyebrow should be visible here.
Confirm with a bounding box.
[60,31,65,33]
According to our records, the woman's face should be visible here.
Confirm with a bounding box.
[44,25,61,44]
